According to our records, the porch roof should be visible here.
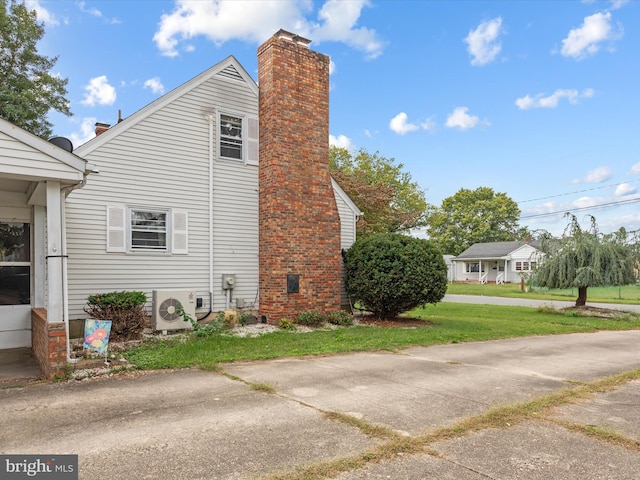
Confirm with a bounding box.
[0,118,94,206]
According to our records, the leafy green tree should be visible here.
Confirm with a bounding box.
[343,233,447,319]
[426,187,520,255]
[0,0,71,138]
[330,147,428,238]
[536,215,638,307]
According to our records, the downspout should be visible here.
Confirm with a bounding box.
[202,114,216,319]
[60,176,89,364]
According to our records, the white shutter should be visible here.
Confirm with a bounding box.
[171,210,188,254]
[106,205,126,253]
[246,116,259,166]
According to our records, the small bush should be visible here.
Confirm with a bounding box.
[238,311,253,326]
[222,309,238,329]
[179,307,224,337]
[327,311,354,326]
[295,311,326,327]
[84,291,147,341]
[343,233,447,319]
[279,318,297,331]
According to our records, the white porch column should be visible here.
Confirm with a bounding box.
[33,205,46,308]
[479,260,482,282]
[505,260,509,283]
[46,181,63,322]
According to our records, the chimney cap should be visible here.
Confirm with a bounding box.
[274,28,311,47]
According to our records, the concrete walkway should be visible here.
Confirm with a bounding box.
[1,330,639,479]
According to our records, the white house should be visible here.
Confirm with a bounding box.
[0,117,92,354]
[451,241,544,284]
[0,34,361,377]
[67,54,361,321]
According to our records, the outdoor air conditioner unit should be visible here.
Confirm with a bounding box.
[152,290,196,332]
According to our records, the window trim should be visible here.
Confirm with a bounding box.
[128,208,169,252]
[217,111,259,165]
[106,205,188,255]
[218,111,244,161]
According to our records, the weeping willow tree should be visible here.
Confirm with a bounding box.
[535,215,638,307]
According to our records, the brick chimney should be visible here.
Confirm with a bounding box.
[94,122,110,136]
[257,29,342,324]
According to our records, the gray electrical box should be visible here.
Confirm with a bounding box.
[222,274,236,290]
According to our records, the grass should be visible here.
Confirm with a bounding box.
[446,282,640,304]
[123,302,640,370]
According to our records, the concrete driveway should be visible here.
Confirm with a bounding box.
[2,330,639,479]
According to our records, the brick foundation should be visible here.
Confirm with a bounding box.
[32,308,67,379]
[257,30,342,323]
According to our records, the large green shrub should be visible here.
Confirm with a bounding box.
[343,233,447,319]
[84,291,147,341]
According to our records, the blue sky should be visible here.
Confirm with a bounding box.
[28,0,640,236]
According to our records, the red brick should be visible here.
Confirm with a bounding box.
[258,30,342,324]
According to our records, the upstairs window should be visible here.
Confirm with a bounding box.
[219,113,243,160]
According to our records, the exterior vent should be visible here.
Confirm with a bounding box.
[218,64,245,82]
[152,290,196,331]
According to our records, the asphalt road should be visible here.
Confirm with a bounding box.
[443,293,640,313]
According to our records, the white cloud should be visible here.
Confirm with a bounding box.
[389,112,419,135]
[144,77,165,95]
[572,196,601,208]
[78,1,102,17]
[515,88,594,110]
[445,107,485,130]
[25,0,59,26]
[312,0,384,59]
[610,0,630,10]
[81,76,117,106]
[630,162,640,175]
[572,166,612,184]
[329,58,336,75]
[153,0,383,59]
[559,12,621,60]
[615,182,636,196]
[420,117,437,132]
[68,117,98,149]
[464,17,503,66]
[329,134,354,150]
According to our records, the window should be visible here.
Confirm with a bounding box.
[130,209,167,251]
[0,222,30,305]
[465,262,484,273]
[217,112,259,165]
[219,113,243,160]
[515,261,536,272]
[106,206,188,254]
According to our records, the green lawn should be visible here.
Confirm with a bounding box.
[446,282,640,304]
[124,302,640,371]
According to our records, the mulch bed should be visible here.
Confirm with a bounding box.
[355,316,433,328]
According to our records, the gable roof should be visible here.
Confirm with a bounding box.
[0,116,89,182]
[454,241,541,260]
[75,56,257,156]
[331,177,363,217]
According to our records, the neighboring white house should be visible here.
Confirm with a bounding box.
[67,55,361,321]
[0,117,92,349]
[451,241,544,284]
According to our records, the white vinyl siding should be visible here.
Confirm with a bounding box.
[333,180,361,308]
[66,61,259,318]
[0,131,84,182]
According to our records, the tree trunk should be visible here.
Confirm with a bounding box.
[575,286,587,307]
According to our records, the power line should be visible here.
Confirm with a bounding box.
[520,196,640,220]
[517,179,640,204]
